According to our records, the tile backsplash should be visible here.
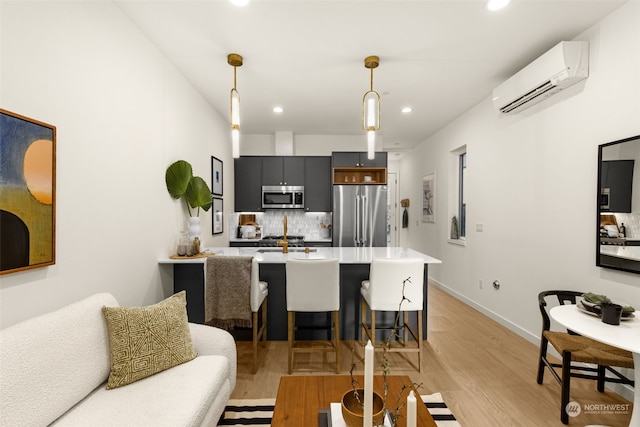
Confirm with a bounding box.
[611,213,640,238]
[230,210,332,240]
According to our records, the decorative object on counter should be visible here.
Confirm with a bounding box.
[0,109,56,276]
[228,53,243,158]
[450,216,459,239]
[177,232,189,256]
[165,160,213,241]
[362,55,381,160]
[320,220,331,238]
[422,173,435,223]
[188,217,201,240]
[211,156,223,196]
[213,197,224,235]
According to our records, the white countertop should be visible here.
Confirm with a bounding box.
[600,245,640,262]
[159,247,442,265]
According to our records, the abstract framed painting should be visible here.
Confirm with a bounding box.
[0,109,56,275]
[422,173,435,223]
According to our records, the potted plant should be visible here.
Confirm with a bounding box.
[165,160,212,240]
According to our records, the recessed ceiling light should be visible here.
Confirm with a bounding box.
[273,106,284,113]
[230,0,250,7]
[401,107,413,113]
[486,0,511,11]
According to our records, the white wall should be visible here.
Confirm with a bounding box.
[0,1,232,327]
[241,134,383,156]
[398,1,640,344]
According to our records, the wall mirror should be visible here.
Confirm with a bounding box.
[597,134,640,273]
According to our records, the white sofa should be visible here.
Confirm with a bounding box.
[0,293,236,427]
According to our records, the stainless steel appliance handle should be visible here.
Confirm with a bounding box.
[362,194,368,246]
[354,194,360,246]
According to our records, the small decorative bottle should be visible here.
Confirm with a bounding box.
[620,223,626,238]
[193,236,201,255]
[177,232,189,256]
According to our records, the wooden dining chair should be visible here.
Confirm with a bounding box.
[537,290,634,424]
[361,258,425,372]
[285,258,340,374]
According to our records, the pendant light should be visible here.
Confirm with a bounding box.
[228,53,243,158]
[363,55,380,160]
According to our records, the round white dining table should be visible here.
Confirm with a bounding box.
[550,304,640,426]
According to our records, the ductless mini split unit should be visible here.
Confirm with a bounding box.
[492,40,589,114]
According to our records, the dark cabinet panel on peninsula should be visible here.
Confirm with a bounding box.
[234,156,262,212]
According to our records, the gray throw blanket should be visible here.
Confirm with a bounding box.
[205,256,253,330]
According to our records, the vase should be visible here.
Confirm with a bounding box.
[341,389,385,427]
[188,217,201,240]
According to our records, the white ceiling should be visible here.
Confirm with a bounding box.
[116,0,626,152]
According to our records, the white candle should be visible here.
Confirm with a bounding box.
[364,340,374,427]
[407,390,417,427]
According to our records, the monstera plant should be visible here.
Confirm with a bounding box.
[165,160,212,217]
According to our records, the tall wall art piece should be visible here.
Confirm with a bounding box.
[0,109,56,275]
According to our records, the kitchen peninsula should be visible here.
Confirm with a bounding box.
[159,247,441,340]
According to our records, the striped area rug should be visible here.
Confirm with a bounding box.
[218,393,461,426]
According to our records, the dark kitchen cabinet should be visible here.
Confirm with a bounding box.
[234,156,262,212]
[601,160,634,213]
[262,156,305,186]
[332,151,387,168]
[304,156,331,211]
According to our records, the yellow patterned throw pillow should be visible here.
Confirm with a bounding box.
[102,291,197,389]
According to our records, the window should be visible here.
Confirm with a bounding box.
[459,152,466,238]
[449,145,466,244]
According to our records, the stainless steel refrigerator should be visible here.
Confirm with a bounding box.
[333,185,388,247]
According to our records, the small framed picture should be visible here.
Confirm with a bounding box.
[212,197,223,235]
[211,156,223,196]
[422,173,435,223]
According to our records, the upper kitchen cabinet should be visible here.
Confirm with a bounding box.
[304,156,331,212]
[331,151,387,168]
[601,159,634,213]
[262,156,305,186]
[234,156,262,212]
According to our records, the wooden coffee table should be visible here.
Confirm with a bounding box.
[271,375,437,427]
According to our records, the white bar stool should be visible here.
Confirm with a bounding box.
[360,258,424,372]
[285,258,340,374]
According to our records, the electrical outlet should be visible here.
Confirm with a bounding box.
[476,223,484,232]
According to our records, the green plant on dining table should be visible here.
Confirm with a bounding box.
[165,160,212,217]
[349,276,423,426]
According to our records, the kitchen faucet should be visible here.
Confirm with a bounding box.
[277,215,289,253]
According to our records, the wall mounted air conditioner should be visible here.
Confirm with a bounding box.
[492,41,589,114]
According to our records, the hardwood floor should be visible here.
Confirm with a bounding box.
[231,285,633,426]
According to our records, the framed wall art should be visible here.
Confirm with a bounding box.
[212,197,223,235]
[211,156,223,197]
[0,109,56,275]
[422,173,435,223]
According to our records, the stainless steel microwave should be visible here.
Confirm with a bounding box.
[262,185,304,209]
